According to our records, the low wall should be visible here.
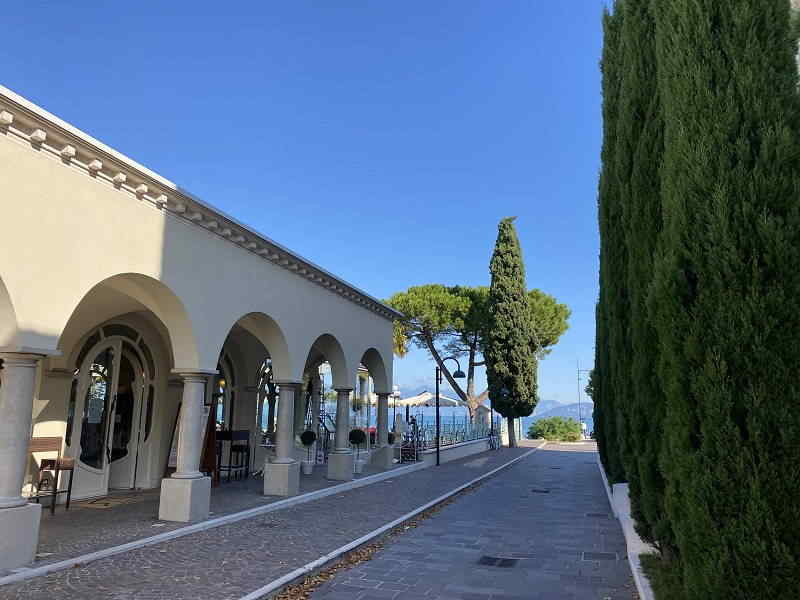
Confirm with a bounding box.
[597,456,656,600]
[420,438,490,466]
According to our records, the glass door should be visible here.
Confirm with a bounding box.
[71,340,122,499]
[108,349,145,490]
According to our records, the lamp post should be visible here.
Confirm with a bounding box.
[436,357,466,466]
[577,361,592,439]
[392,385,400,433]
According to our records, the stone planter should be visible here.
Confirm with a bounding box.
[301,459,314,475]
[353,458,366,474]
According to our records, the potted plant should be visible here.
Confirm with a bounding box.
[300,430,317,475]
[349,428,367,474]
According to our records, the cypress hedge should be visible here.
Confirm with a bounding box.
[594,5,626,483]
[594,0,800,596]
[616,0,668,547]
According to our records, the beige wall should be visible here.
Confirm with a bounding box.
[0,127,394,390]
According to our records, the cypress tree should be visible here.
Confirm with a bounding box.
[615,0,668,546]
[485,217,538,447]
[594,5,626,482]
[651,0,800,595]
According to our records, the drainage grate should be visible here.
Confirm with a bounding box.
[585,513,610,518]
[582,551,618,561]
[531,488,550,494]
[478,556,518,568]
[549,466,562,470]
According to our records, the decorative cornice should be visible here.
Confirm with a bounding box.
[0,86,402,322]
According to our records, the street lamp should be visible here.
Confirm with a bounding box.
[392,384,400,433]
[436,357,466,466]
[577,361,592,439]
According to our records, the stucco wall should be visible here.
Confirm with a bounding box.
[0,127,393,389]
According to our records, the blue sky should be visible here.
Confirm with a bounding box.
[4,2,604,406]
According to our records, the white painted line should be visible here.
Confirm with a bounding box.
[0,462,425,587]
[238,443,545,600]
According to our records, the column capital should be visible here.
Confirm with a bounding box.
[0,353,44,367]
[335,387,353,393]
[171,368,217,380]
[375,391,391,398]
[274,379,302,386]
[0,346,60,357]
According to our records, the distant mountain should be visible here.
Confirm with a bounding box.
[533,399,563,416]
[529,401,595,433]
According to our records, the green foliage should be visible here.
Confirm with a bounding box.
[596,0,800,597]
[485,217,538,446]
[299,430,317,446]
[594,4,626,483]
[614,0,668,547]
[528,417,581,442]
[387,282,569,420]
[640,553,686,600]
[348,428,366,447]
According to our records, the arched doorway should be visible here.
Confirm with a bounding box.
[67,324,157,499]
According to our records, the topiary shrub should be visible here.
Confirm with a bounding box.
[300,429,317,461]
[349,428,366,461]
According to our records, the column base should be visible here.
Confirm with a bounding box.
[263,460,300,496]
[370,445,395,470]
[0,503,41,570]
[327,451,354,481]
[158,476,211,523]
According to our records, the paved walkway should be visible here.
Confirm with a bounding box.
[3,445,532,599]
[311,442,634,600]
[30,460,400,566]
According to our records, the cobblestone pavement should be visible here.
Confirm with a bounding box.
[3,445,533,599]
[310,442,634,600]
[28,459,401,567]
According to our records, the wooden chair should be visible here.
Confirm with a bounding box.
[29,437,74,514]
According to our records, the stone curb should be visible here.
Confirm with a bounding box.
[596,455,656,600]
[0,461,427,587]
[239,444,545,600]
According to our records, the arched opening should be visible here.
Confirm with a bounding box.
[205,313,292,482]
[356,348,390,447]
[57,320,164,499]
[299,334,350,469]
[27,273,197,502]
[56,273,199,372]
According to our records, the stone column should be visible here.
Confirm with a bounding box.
[377,393,389,447]
[359,376,369,451]
[327,387,354,481]
[0,353,43,571]
[263,380,300,496]
[370,392,394,470]
[293,382,306,435]
[159,372,211,523]
[310,374,322,462]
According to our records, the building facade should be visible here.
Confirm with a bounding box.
[0,85,399,570]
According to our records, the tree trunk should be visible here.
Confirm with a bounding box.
[507,417,518,447]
